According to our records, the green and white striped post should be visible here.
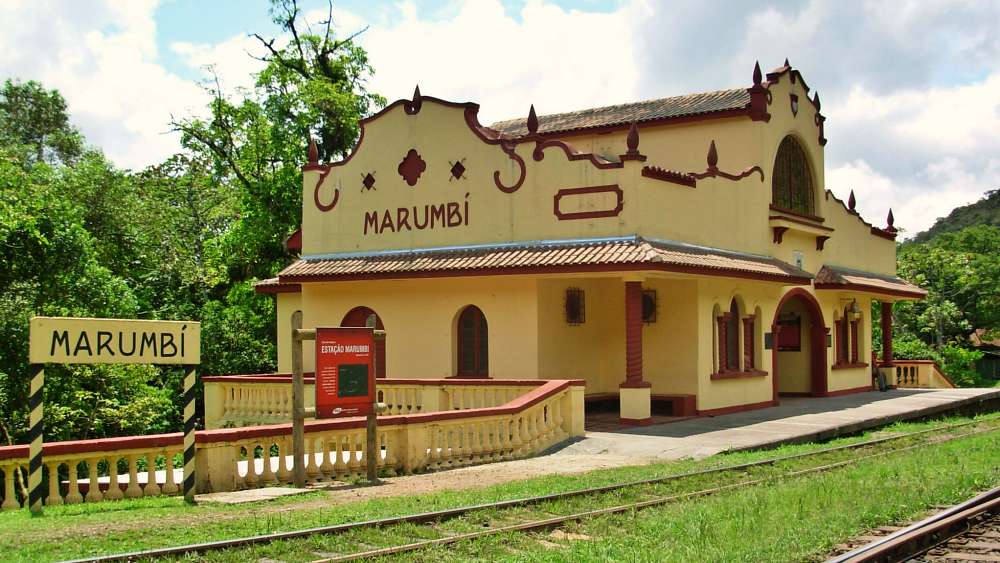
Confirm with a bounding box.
[182,365,198,504]
[27,364,44,516]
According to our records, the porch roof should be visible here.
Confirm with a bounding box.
[815,265,926,299]
[276,236,813,284]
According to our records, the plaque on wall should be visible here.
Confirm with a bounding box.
[776,312,801,351]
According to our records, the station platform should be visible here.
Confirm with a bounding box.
[305,388,1000,506]
[561,387,1000,461]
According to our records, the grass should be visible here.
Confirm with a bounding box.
[400,428,999,563]
[1,412,998,562]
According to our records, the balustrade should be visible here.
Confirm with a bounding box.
[0,447,182,510]
[0,379,584,510]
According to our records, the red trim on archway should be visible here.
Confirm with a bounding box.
[771,288,828,401]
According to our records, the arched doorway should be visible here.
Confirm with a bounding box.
[771,289,827,399]
[341,306,386,378]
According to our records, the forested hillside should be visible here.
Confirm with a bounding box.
[912,189,1000,243]
[0,0,384,444]
[889,224,1000,385]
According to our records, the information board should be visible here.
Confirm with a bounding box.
[315,327,375,418]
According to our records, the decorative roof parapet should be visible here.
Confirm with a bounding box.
[641,165,696,187]
[688,140,765,182]
[825,189,898,241]
[619,122,647,162]
[748,61,771,122]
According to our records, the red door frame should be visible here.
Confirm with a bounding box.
[770,288,828,401]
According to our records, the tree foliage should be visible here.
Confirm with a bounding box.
[0,0,381,444]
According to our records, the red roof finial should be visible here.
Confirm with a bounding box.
[707,140,718,168]
[527,104,538,135]
[307,138,318,165]
[411,84,422,113]
[848,189,856,211]
[887,208,896,231]
[813,91,821,111]
[753,61,762,86]
[626,121,639,153]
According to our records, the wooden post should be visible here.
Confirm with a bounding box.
[291,311,305,488]
[366,412,378,483]
[367,330,384,484]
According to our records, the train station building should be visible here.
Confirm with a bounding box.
[256,61,926,424]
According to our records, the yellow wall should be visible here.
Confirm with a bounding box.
[275,68,910,413]
[695,278,781,411]
[536,277,623,393]
[535,276,700,396]
[818,292,874,392]
[276,292,302,373]
[296,276,538,378]
[300,73,897,281]
[776,297,812,394]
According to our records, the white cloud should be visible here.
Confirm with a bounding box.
[2,0,998,237]
[824,71,1000,235]
[347,0,647,125]
[0,0,208,170]
[170,34,267,94]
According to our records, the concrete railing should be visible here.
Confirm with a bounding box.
[0,379,584,510]
[894,360,955,389]
[202,375,545,429]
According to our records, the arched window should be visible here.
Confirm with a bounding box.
[772,136,814,215]
[341,306,386,378]
[726,299,740,370]
[457,305,488,377]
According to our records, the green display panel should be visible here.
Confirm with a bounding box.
[337,364,369,397]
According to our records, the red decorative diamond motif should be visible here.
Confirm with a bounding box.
[450,160,465,180]
[362,172,376,190]
[398,149,426,187]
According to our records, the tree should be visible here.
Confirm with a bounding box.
[172,0,384,282]
[0,79,83,166]
[895,225,1000,347]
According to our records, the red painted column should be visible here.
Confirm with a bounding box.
[743,316,755,371]
[621,281,649,388]
[880,301,894,366]
[850,319,859,364]
[716,315,728,371]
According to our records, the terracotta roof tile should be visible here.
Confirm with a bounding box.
[253,277,302,294]
[815,265,926,299]
[278,237,811,284]
[490,88,750,137]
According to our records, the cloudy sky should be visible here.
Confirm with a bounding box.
[1,0,998,236]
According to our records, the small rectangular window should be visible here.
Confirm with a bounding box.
[565,288,585,324]
[642,289,657,323]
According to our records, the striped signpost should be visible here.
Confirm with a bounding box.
[28,317,201,515]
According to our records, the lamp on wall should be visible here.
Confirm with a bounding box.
[849,299,861,320]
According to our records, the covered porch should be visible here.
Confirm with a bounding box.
[259,235,815,424]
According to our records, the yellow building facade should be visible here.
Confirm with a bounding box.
[257,61,925,423]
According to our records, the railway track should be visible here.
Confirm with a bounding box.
[66,419,999,563]
[827,485,1000,562]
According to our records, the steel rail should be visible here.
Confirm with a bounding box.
[827,485,1000,563]
[313,430,999,562]
[63,418,997,563]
